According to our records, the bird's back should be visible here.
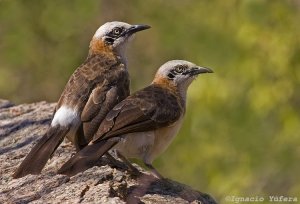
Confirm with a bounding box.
[56,53,124,111]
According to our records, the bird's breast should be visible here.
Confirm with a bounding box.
[114,131,155,160]
[150,116,184,162]
[114,115,184,164]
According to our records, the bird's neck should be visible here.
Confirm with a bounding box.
[177,86,188,104]
[177,80,193,103]
[89,39,128,66]
[152,77,187,105]
[152,77,177,92]
[89,39,113,55]
[114,45,128,65]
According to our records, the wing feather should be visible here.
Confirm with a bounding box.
[81,85,108,122]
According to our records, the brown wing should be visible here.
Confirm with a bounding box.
[92,84,183,143]
[81,83,109,122]
[79,85,120,145]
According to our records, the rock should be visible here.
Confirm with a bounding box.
[0,99,217,204]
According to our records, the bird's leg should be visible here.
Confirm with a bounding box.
[105,152,117,162]
[116,151,141,176]
[144,163,164,179]
[105,152,124,168]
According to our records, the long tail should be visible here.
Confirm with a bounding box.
[13,126,69,178]
[57,138,119,177]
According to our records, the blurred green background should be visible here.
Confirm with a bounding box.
[1,0,300,202]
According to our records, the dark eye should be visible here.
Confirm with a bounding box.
[175,65,185,73]
[167,73,175,79]
[112,27,122,36]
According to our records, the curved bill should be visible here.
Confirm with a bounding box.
[186,66,214,76]
[123,24,151,36]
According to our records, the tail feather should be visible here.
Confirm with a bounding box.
[13,126,69,178]
[57,138,119,177]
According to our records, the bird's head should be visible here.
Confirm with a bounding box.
[153,60,213,94]
[90,21,150,54]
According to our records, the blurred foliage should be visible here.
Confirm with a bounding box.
[1,0,300,202]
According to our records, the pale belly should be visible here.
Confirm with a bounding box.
[114,117,184,164]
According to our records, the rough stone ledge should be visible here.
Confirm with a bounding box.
[0,99,217,204]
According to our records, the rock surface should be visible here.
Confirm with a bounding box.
[0,99,217,204]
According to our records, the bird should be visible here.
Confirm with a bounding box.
[57,60,213,178]
[13,21,150,178]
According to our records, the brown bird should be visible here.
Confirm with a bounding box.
[57,60,213,178]
[13,21,150,178]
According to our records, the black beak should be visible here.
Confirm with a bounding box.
[123,24,151,36]
[188,66,214,76]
